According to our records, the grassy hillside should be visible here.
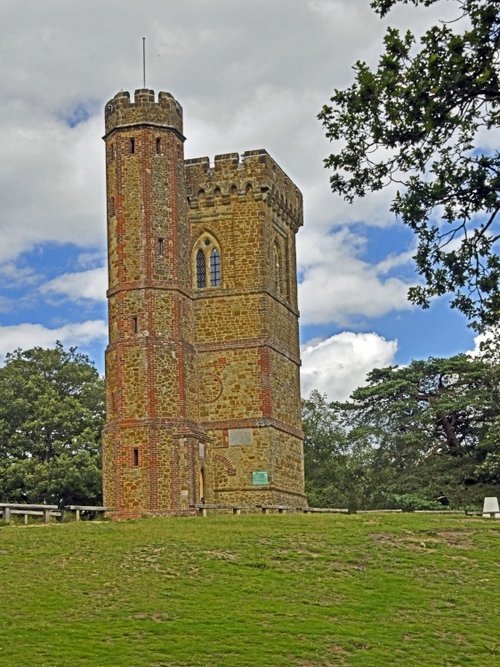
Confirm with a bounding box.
[0,513,498,666]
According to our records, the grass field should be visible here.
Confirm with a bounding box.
[0,513,499,667]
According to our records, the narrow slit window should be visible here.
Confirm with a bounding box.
[133,448,139,467]
[130,137,135,154]
[210,248,221,287]
[132,316,138,334]
[274,244,281,295]
[156,137,161,154]
[196,249,206,288]
[285,244,291,300]
[158,238,164,256]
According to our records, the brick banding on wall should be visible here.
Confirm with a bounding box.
[213,454,237,476]
[102,89,307,518]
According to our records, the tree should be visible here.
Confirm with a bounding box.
[302,355,499,509]
[319,0,499,331]
[0,343,104,505]
[302,390,374,509]
[346,354,499,505]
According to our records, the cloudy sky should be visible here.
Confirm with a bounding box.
[0,0,481,400]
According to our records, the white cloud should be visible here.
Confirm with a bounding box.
[0,0,456,266]
[298,227,414,325]
[0,115,105,264]
[77,250,106,269]
[0,0,475,372]
[466,326,499,361]
[41,267,107,302]
[376,248,416,274]
[0,261,38,288]
[301,331,398,400]
[0,321,107,364]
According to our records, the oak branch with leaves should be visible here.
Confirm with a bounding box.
[319,0,499,331]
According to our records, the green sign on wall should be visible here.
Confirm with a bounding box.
[252,471,269,486]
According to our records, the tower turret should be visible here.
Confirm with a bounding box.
[102,90,202,518]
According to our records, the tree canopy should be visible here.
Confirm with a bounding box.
[0,343,104,505]
[303,354,499,509]
[303,390,374,509]
[319,0,499,331]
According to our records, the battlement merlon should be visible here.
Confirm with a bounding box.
[103,89,184,139]
[185,149,304,232]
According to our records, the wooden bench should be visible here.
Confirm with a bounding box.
[64,505,109,521]
[0,503,60,525]
[194,504,251,517]
[301,507,349,514]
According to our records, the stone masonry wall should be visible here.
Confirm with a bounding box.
[186,150,306,508]
[103,91,306,516]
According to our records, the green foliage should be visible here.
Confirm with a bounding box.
[379,493,444,512]
[319,0,500,331]
[0,515,498,666]
[303,354,499,508]
[0,343,104,505]
[354,354,499,504]
[303,390,374,509]
[350,354,498,453]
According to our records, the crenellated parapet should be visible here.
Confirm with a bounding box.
[104,89,184,139]
[185,149,303,232]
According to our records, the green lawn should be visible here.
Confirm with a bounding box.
[0,513,498,666]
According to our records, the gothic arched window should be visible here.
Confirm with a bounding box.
[193,234,222,289]
[196,249,206,288]
[210,248,221,287]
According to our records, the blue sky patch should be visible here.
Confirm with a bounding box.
[62,103,93,128]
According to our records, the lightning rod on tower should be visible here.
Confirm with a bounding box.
[142,37,146,88]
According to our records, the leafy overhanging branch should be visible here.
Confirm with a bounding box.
[319,0,500,331]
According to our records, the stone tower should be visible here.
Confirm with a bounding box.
[102,89,306,517]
